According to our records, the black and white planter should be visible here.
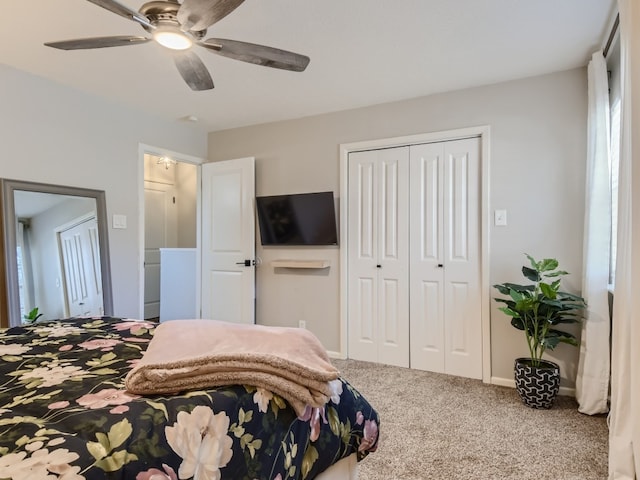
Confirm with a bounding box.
[514,358,560,409]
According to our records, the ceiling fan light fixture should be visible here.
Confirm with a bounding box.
[153,28,193,50]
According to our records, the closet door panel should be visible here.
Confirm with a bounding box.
[347,151,379,362]
[377,147,409,368]
[347,147,409,367]
[446,148,469,260]
[447,281,470,353]
[410,279,444,372]
[443,138,482,379]
[380,157,400,260]
[409,143,445,371]
[355,276,376,341]
[347,137,481,377]
[355,161,376,260]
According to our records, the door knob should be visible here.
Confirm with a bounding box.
[437,264,443,268]
[376,264,382,268]
[236,259,254,267]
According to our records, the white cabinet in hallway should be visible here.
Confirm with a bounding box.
[160,248,197,321]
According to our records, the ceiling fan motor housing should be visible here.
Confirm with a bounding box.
[139,0,206,39]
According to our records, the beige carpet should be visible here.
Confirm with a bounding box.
[333,359,608,480]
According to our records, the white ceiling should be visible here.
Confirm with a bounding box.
[1,0,616,132]
[14,191,74,218]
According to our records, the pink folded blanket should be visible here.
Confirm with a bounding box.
[125,319,339,415]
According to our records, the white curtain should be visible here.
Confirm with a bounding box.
[575,51,611,415]
[608,0,640,477]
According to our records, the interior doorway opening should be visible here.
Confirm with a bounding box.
[142,153,198,320]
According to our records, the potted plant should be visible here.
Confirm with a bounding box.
[23,307,43,324]
[493,254,586,409]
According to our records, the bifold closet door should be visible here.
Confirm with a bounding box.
[347,147,410,368]
[409,138,482,379]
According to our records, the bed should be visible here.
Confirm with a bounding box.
[0,317,379,480]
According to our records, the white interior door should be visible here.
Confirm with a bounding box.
[441,138,482,378]
[347,147,409,367]
[410,138,482,379]
[144,181,177,319]
[409,142,446,372]
[201,158,255,324]
[59,217,103,317]
[347,152,378,362]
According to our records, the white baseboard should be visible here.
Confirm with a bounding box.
[331,356,576,396]
[491,376,576,397]
[327,350,346,360]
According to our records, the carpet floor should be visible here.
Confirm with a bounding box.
[333,359,608,480]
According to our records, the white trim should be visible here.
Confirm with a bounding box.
[339,127,488,152]
[137,144,205,320]
[53,212,96,235]
[491,376,576,398]
[327,350,347,360]
[479,129,491,383]
[338,151,350,359]
[339,125,492,383]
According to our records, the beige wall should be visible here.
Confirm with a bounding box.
[209,68,588,388]
[175,162,198,248]
[1,64,208,319]
[144,155,198,248]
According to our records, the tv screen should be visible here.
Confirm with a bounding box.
[256,192,338,246]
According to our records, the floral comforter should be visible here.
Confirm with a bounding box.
[0,317,379,480]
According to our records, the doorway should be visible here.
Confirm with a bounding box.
[138,147,257,324]
[139,146,202,320]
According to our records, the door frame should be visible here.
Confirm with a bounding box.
[339,126,492,383]
[137,144,204,320]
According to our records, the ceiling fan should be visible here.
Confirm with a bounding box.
[44,0,310,91]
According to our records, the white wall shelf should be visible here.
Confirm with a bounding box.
[271,259,330,269]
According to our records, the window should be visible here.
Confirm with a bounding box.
[607,30,621,286]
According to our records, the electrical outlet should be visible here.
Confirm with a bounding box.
[298,320,306,329]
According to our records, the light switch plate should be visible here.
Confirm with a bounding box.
[494,209,507,226]
[112,214,127,229]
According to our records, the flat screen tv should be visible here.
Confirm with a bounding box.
[256,191,338,246]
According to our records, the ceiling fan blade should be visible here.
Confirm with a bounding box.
[86,0,152,27]
[178,0,244,31]
[173,51,215,91]
[201,38,310,72]
[45,36,150,50]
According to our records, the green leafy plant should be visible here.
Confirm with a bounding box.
[23,307,43,324]
[493,254,586,367]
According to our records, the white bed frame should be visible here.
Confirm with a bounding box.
[316,453,358,479]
